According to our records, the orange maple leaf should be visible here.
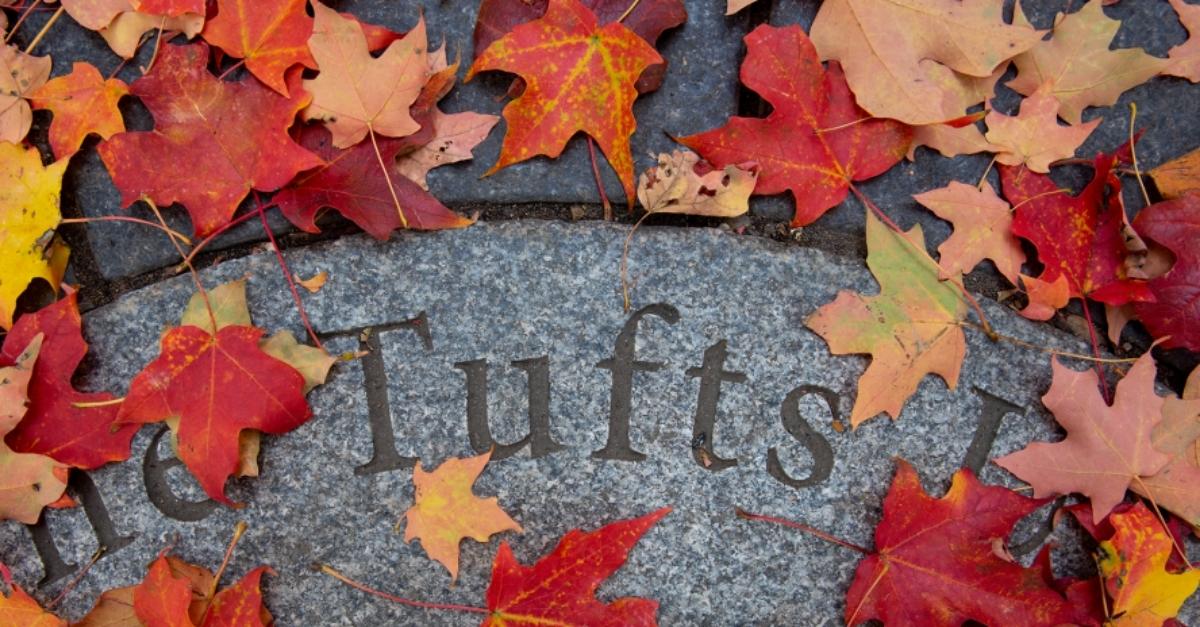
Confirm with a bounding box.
[467,0,663,204]
[201,0,316,96]
[28,62,128,159]
[402,450,522,581]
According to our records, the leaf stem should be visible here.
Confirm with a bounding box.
[315,564,488,614]
[977,155,998,191]
[71,397,126,408]
[1078,297,1111,403]
[144,197,216,332]
[45,545,104,609]
[179,210,259,267]
[1008,188,1070,213]
[139,15,168,74]
[1127,103,1152,208]
[22,4,62,54]
[199,521,248,623]
[217,59,245,81]
[4,0,40,44]
[736,508,870,554]
[253,193,325,351]
[620,211,653,312]
[616,0,642,23]
[957,321,1137,364]
[816,117,871,134]
[367,126,410,230]
[587,137,613,220]
[60,216,193,245]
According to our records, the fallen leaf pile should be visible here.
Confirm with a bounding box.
[2,0,1200,622]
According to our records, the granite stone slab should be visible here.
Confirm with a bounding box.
[4,221,1192,623]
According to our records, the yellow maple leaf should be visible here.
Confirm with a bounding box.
[0,143,69,330]
[1099,503,1200,626]
[402,450,522,580]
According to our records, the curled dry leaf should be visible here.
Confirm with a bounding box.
[913,181,1023,283]
[810,0,1041,126]
[0,142,69,330]
[29,62,128,159]
[0,43,51,144]
[296,271,329,293]
[1008,0,1167,124]
[402,450,522,581]
[636,150,758,217]
[60,0,204,58]
[984,88,1101,173]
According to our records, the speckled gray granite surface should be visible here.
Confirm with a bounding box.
[4,221,1191,624]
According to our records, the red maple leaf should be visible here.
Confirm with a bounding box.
[98,43,323,237]
[1000,154,1153,306]
[117,325,310,504]
[678,25,912,228]
[1131,194,1200,351]
[483,507,670,626]
[845,460,1090,626]
[131,0,204,16]
[0,295,137,469]
[473,0,685,93]
[201,0,317,96]
[274,124,472,239]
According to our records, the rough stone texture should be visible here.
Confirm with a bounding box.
[3,221,1192,623]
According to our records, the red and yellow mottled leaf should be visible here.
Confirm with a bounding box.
[473,0,684,94]
[845,460,1089,626]
[1097,502,1200,625]
[467,0,662,204]
[0,336,70,525]
[204,566,272,627]
[995,352,1171,523]
[29,62,128,159]
[402,450,522,581]
[302,2,429,148]
[806,208,967,427]
[1001,155,1153,307]
[484,507,670,626]
[98,43,321,237]
[118,322,310,504]
[1130,194,1200,351]
[201,0,315,96]
[914,181,1024,283]
[678,25,911,227]
[1,295,137,469]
